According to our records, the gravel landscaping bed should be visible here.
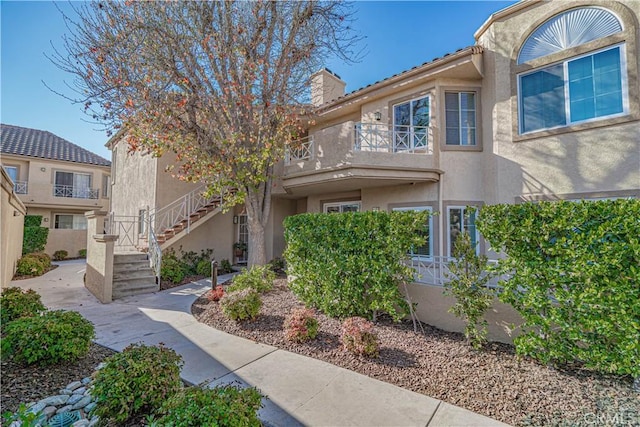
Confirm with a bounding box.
[192,279,639,427]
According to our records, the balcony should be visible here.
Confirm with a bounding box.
[13,180,28,194]
[283,121,440,196]
[53,184,99,199]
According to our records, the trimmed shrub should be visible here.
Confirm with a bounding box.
[478,199,640,376]
[22,216,48,255]
[284,308,319,343]
[15,255,45,277]
[29,252,52,268]
[220,288,261,321]
[227,265,275,294]
[219,258,233,274]
[78,248,87,258]
[284,211,428,321]
[1,310,94,365]
[196,259,212,277]
[90,343,183,423]
[444,231,495,350]
[161,251,186,284]
[208,285,225,302]
[53,250,68,261]
[149,385,263,426]
[341,317,379,357]
[0,287,46,327]
[179,247,213,276]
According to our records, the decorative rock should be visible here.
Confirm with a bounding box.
[56,405,73,414]
[72,420,90,427]
[67,394,84,406]
[74,387,87,395]
[39,395,70,406]
[71,396,92,410]
[66,381,82,391]
[95,362,106,370]
[83,402,97,413]
[81,377,92,385]
[633,376,640,393]
[59,389,73,395]
[9,421,20,427]
[88,416,100,427]
[43,406,58,419]
[27,402,46,414]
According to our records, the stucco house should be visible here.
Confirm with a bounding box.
[103,0,639,336]
[0,124,111,259]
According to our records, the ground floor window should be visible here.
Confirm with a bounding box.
[54,214,87,230]
[447,206,478,257]
[323,201,361,213]
[393,206,432,259]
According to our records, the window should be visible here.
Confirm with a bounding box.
[54,214,87,230]
[138,209,147,235]
[3,165,18,182]
[54,171,96,199]
[393,96,429,151]
[393,206,432,259]
[447,207,478,257]
[519,45,625,133]
[102,175,110,198]
[323,201,361,214]
[445,92,476,145]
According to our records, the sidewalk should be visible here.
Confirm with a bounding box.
[11,260,510,427]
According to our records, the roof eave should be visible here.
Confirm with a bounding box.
[474,0,542,41]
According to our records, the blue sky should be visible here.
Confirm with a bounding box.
[1,1,515,160]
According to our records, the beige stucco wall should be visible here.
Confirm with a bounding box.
[109,144,157,217]
[45,229,87,259]
[166,210,235,263]
[155,153,202,209]
[1,168,27,287]
[267,198,297,261]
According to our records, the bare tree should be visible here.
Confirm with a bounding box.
[51,1,359,265]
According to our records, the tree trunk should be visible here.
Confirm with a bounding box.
[244,174,272,267]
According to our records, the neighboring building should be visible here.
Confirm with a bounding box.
[106,0,639,336]
[1,166,27,287]
[0,124,111,258]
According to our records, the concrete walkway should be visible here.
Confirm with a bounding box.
[11,260,509,427]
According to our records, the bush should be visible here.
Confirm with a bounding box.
[478,199,640,376]
[284,308,319,343]
[196,259,212,277]
[227,265,275,294]
[220,288,261,321]
[90,343,183,423]
[284,211,428,321]
[149,385,263,426]
[78,248,87,258]
[179,247,213,275]
[15,255,45,277]
[0,287,46,327]
[161,251,186,284]
[341,317,379,357]
[53,250,68,261]
[268,257,286,275]
[1,310,94,365]
[219,258,233,275]
[208,285,225,302]
[444,231,495,350]
[29,252,51,268]
[22,216,48,255]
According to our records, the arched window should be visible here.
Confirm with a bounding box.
[518,7,622,64]
[518,7,627,134]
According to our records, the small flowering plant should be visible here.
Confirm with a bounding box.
[341,317,379,357]
[284,308,319,343]
[208,285,225,302]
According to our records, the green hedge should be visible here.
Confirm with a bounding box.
[22,216,48,255]
[478,199,640,376]
[284,211,428,321]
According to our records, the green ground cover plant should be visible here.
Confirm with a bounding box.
[284,211,428,321]
[478,199,640,377]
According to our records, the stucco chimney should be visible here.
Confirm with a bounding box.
[310,68,346,107]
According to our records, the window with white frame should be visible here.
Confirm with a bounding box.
[393,96,429,151]
[447,206,479,257]
[445,92,476,145]
[102,175,110,198]
[517,7,626,134]
[54,214,87,230]
[323,201,361,214]
[393,206,432,259]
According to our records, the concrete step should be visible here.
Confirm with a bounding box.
[112,282,159,299]
[113,261,152,272]
[113,268,156,281]
[114,253,148,263]
[113,275,157,288]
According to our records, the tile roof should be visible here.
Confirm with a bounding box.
[0,124,111,167]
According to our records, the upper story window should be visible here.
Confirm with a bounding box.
[54,171,99,199]
[393,96,429,152]
[517,7,626,134]
[445,92,476,145]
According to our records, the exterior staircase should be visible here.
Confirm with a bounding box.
[154,199,222,246]
[112,253,159,299]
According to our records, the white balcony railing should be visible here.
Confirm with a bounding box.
[285,136,313,165]
[354,123,431,154]
[53,184,99,199]
[13,180,28,194]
